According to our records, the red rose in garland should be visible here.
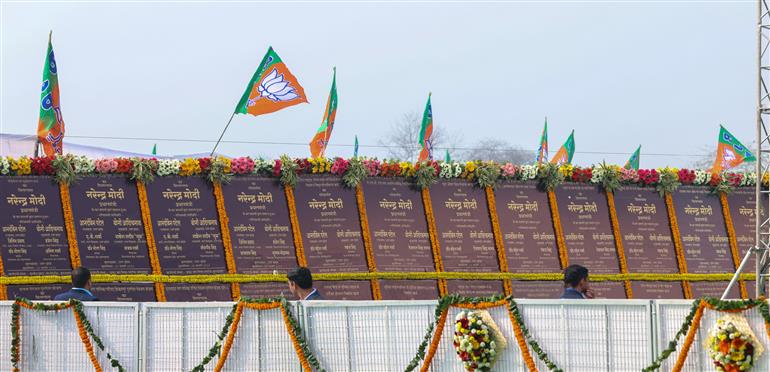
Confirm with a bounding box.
[31,156,54,175]
[678,169,695,184]
[709,172,722,187]
[116,158,133,173]
[198,157,212,172]
[273,159,282,177]
[638,169,660,186]
[726,172,743,187]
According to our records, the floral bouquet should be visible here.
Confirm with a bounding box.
[706,314,763,371]
[453,310,507,371]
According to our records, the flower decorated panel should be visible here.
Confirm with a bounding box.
[163,282,232,301]
[7,284,69,300]
[91,282,156,301]
[630,282,684,299]
[672,186,733,274]
[509,280,564,299]
[313,281,373,300]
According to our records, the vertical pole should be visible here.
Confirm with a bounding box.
[757,0,766,297]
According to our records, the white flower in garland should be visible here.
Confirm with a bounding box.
[157,159,181,176]
[520,165,537,180]
[744,172,757,186]
[694,169,709,185]
[0,157,10,175]
[452,162,463,177]
[439,162,453,178]
[253,158,273,174]
[73,156,95,174]
[590,166,603,184]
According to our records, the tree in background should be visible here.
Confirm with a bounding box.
[463,138,534,164]
[379,111,461,162]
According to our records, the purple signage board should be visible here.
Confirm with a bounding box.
[554,184,620,274]
[631,282,684,299]
[0,177,72,276]
[69,176,151,274]
[430,180,502,296]
[145,177,228,275]
[313,281,373,300]
[589,282,627,299]
[745,280,767,299]
[727,187,758,294]
[8,284,69,301]
[91,282,156,301]
[362,178,438,299]
[220,176,298,274]
[164,283,232,301]
[239,282,289,299]
[509,281,564,299]
[672,186,733,274]
[494,181,561,274]
[690,281,741,299]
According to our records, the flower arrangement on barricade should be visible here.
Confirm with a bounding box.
[453,310,506,371]
[706,315,763,371]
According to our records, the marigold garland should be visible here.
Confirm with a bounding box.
[719,192,749,299]
[137,181,167,301]
[506,305,538,371]
[665,192,693,299]
[72,305,103,372]
[213,182,240,300]
[59,182,81,268]
[419,307,449,372]
[355,185,382,300]
[421,188,447,296]
[671,299,705,372]
[485,187,512,296]
[605,191,633,299]
[547,190,569,269]
[285,185,308,267]
[214,302,244,371]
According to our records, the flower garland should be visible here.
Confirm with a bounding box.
[421,188,447,296]
[192,297,323,372]
[665,192,693,299]
[355,185,382,300]
[284,185,308,267]
[59,182,82,268]
[547,190,569,269]
[719,191,749,299]
[485,187,512,295]
[406,295,559,372]
[605,191,633,299]
[11,298,126,372]
[213,182,240,300]
[136,181,167,301]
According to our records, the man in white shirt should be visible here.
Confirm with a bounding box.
[287,267,324,300]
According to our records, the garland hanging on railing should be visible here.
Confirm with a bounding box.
[421,188,447,296]
[11,298,126,372]
[59,182,82,268]
[213,182,240,300]
[643,296,770,372]
[664,192,693,299]
[719,191,749,299]
[606,190,633,299]
[405,294,561,372]
[355,184,382,299]
[136,181,167,301]
[485,186,512,295]
[284,185,308,267]
[191,297,323,372]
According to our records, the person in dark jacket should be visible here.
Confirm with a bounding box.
[287,267,323,301]
[560,264,594,299]
[54,267,99,301]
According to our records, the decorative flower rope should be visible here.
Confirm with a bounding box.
[605,191,633,299]
[485,187,512,295]
[664,192,692,299]
[213,182,240,300]
[136,181,167,301]
[546,190,569,269]
[285,185,308,267]
[59,182,81,268]
[719,191,749,299]
[421,188,447,296]
[355,185,382,300]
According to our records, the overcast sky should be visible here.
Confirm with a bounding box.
[0,1,757,167]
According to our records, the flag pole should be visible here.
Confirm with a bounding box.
[210,112,236,157]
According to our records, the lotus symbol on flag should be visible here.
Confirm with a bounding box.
[722,148,736,167]
[254,68,300,103]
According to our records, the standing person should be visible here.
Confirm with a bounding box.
[560,264,594,299]
[287,267,323,301]
[54,267,99,301]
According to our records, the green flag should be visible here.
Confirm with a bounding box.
[444,149,451,163]
[624,145,640,170]
[354,135,359,158]
[550,130,575,165]
[152,144,157,156]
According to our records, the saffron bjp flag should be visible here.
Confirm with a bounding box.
[625,145,641,170]
[712,125,755,174]
[417,93,434,162]
[550,130,575,165]
[235,47,308,117]
[536,118,548,165]
[37,32,65,156]
[310,68,338,158]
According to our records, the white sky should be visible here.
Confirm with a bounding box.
[0,1,757,167]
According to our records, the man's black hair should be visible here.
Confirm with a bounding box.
[287,267,313,289]
[563,264,588,287]
[72,267,91,288]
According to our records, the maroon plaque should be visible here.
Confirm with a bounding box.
[672,186,733,274]
[727,188,757,293]
[164,283,232,301]
[430,180,502,296]
[69,176,151,274]
[446,280,504,297]
[691,281,740,299]
[239,282,289,298]
[745,281,767,299]
[0,177,72,276]
[494,181,561,274]
[510,281,563,299]
[293,175,368,273]
[145,177,227,275]
[380,280,439,300]
[589,282,627,299]
[554,184,620,274]
[313,281,373,300]
[8,284,69,300]
[361,178,438,299]
[631,282,684,299]
[91,283,156,301]
[220,176,298,274]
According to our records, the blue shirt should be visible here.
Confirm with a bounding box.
[54,288,99,301]
[560,287,586,299]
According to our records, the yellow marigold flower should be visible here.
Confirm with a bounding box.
[559,163,573,177]
[465,161,477,173]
